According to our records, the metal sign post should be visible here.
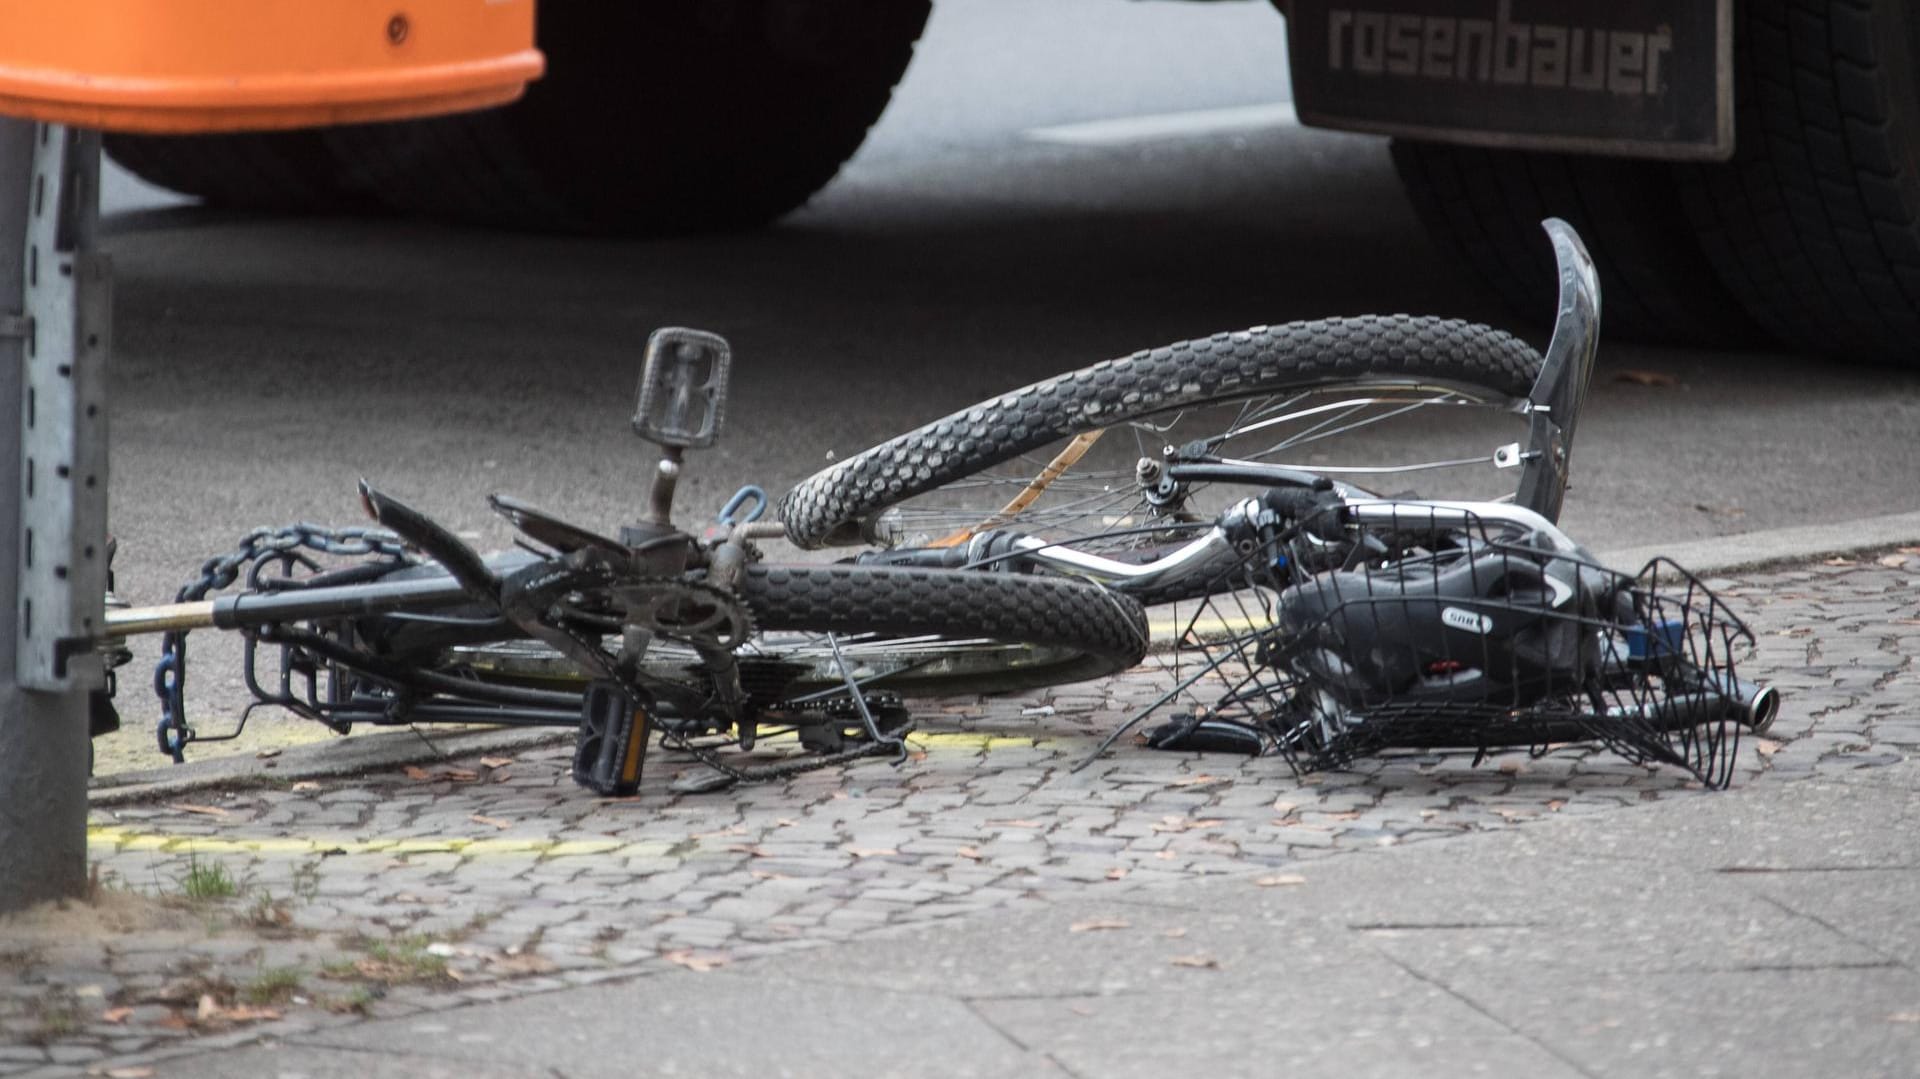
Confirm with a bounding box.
[0,119,109,913]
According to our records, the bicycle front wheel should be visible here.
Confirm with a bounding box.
[780,315,1543,559]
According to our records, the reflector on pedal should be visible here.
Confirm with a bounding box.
[573,681,652,797]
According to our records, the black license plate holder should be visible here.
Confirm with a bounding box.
[1287,0,1731,161]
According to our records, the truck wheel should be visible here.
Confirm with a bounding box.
[1677,0,1920,363]
[329,0,930,234]
[1390,141,1757,348]
[103,131,369,213]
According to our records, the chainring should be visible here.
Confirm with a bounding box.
[607,576,753,651]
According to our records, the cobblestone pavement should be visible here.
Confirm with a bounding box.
[1,555,1915,1076]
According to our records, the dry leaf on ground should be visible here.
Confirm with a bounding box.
[1106,867,1129,881]
[1755,739,1783,757]
[1069,918,1131,933]
[100,1006,135,1024]
[1878,554,1909,568]
[165,803,228,819]
[1170,954,1220,970]
[488,953,558,977]
[442,768,480,782]
[1823,557,1857,567]
[955,846,983,861]
[1254,874,1307,887]
[1153,816,1227,833]
[479,756,515,768]
[290,781,321,793]
[1613,369,1679,387]
[193,994,280,1027]
[663,949,730,973]
[403,765,433,781]
[469,815,513,830]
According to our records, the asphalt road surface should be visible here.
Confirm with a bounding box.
[93,0,1920,768]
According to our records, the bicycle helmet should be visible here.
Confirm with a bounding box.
[1270,532,1621,711]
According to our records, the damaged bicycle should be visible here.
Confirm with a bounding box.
[98,219,1777,793]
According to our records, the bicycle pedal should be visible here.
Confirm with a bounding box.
[572,681,653,797]
[633,327,729,449]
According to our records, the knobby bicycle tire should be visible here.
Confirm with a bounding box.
[780,315,1543,552]
[406,561,1150,701]
[733,562,1149,694]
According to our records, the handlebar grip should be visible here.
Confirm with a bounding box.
[1646,677,1780,734]
[1260,486,1346,542]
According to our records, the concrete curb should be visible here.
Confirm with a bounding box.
[1596,509,1920,576]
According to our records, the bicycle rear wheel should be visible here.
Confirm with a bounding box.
[436,562,1149,706]
[779,315,1544,561]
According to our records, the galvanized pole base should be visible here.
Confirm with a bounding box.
[0,120,109,913]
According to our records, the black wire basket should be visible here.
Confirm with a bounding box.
[1152,503,1774,788]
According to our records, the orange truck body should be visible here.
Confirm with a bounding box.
[0,0,542,132]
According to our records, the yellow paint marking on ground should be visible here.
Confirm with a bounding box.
[910,732,1040,751]
[89,736,1065,861]
[1147,613,1274,642]
[86,826,628,859]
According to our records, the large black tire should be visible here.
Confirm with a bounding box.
[737,563,1149,694]
[1676,0,1920,363]
[1390,141,1757,348]
[328,0,930,234]
[780,316,1543,551]
[103,130,369,214]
